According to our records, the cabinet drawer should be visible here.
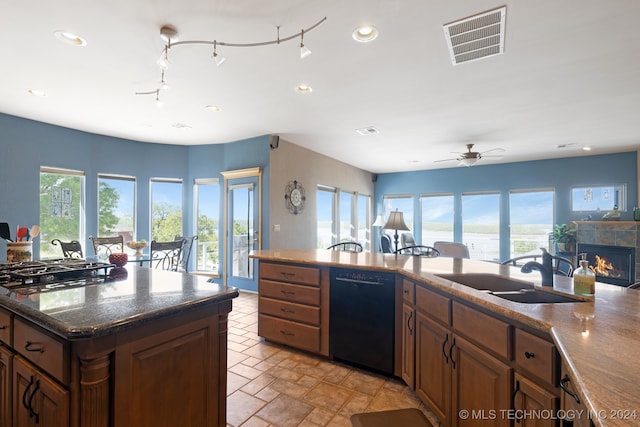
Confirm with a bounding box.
[0,308,11,345]
[258,314,320,352]
[259,262,320,286]
[452,302,511,359]
[402,279,415,304]
[260,280,320,306]
[260,297,320,325]
[515,329,558,386]
[415,285,450,325]
[14,318,65,383]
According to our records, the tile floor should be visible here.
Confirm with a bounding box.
[226,291,441,427]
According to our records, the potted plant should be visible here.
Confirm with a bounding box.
[551,224,577,252]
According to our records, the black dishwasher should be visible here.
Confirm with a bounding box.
[329,267,395,375]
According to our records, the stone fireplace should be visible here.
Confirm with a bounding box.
[574,221,640,285]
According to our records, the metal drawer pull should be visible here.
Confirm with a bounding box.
[281,290,295,296]
[0,325,6,330]
[524,351,535,359]
[280,308,296,314]
[25,341,45,353]
[279,330,295,337]
[560,374,581,403]
[280,272,295,278]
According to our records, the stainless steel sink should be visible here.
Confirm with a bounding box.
[435,273,584,304]
[436,273,534,292]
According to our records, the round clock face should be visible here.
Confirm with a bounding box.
[285,180,306,214]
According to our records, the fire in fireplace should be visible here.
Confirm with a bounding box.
[576,244,635,287]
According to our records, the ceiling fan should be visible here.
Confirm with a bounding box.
[435,144,505,167]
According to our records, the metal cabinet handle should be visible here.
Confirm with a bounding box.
[0,325,6,330]
[22,375,34,413]
[279,330,295,337]
[449,336,456,369]
[442,333,450,364]
[524,351,535,359]
[281,290,295,296]
[25,341,45,353]
[512,380,522,423]
[280,272,295,279]
[280,308,296,314]
[407,311,413,335]
[560,374,581,403]
[28,379,40,423]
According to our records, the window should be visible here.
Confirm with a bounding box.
[357,194,371,250]
[339,191,354,241]
[317,186,336,249]
[571,184,626,212]
[39,167,85,259]
[462,192,500,261]
[509,189,554,258]
[421,194,454,246]
[97,174,135,240]
[194,179,220,272]
[150,178,183,241]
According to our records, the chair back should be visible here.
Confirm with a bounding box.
[175,235,198,272]
[400,233,416,248]
[51,239,84,259]
[327,241,363,252]
[501,252,574,277]
[89,236,124,257]
[396,245,440,257]
[151,239,185,271]
[433,241,470,259]
[380,235,392,253]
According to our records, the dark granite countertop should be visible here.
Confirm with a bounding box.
[0,265,239,340]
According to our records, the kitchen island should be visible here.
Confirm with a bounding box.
[0,264,238,427]
[251,249,640,427]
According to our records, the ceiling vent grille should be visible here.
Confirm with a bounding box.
[443,6,506,65]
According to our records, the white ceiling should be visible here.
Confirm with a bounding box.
[2,0,639,173]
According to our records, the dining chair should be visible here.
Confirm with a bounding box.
[150,239,185,271]
[175,235,198,272]
[396,245,440,257]
[327,241,363,252]
[380,235,393,253]
[89,235,124,257]
[433,241,470,259]
[400,232,416,248]
[51,239,84,259]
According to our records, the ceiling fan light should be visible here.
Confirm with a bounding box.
[459,157,478,167]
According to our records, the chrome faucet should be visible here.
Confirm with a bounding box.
[520,248,554,286]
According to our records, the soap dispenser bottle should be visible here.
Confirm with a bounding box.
[574,253,596,296]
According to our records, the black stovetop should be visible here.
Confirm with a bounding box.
[0,259,113,287]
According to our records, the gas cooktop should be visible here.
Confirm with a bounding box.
[0,259,114,288]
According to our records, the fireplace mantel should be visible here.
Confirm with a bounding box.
[573,220,640,283]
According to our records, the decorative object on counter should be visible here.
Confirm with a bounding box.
[29,225,40,240]
[284,180,306,215]
[6,242,32,263]
[551,223,576,252]
[126,240,148,257]
[602,204,621,221]
[108,253,128,267]
[633,207,640,221]
[383,209,410,254]
[574,253,596,296]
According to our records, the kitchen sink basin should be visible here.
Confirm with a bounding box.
[490,290,584,304]
[435,273,534,293]
[435,273,585,304]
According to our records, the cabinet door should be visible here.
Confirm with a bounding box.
[513,373,559,427]
[401,304,415,388]
[560,366,593,427]
[415,312,451,424]
[0,346,12,427]
[13,356,69,427]
[451,336,512,427]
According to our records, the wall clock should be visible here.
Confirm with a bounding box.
[284,180,306,215]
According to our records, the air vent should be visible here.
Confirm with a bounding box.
[443,6,506,65]
[355,126,379,136]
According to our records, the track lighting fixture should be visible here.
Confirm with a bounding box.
[154,89,164,108]
[136,17,326,104]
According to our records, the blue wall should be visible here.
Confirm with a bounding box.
[0,113,270,272]
[374,152,638,259]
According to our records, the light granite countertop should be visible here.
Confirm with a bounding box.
[251,249,640,427]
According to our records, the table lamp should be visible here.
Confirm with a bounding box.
[383,210,410,253]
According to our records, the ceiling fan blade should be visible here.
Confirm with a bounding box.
[481,147,505,155]
[482,154,504,159]
[434,158,459,163]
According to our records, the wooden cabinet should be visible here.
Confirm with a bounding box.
[258,261,328,355]
[513,373,559,427]
[0,345,12,427]
[560,364,594,427]
[401,279,415,388]
[13,355,69,427]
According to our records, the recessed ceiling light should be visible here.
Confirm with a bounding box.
[205,105,222,112]
[583,146,592,151]
[295,85,313,94]
[54,30,87,46]
[352,25,378,42]
[27,89,46,97]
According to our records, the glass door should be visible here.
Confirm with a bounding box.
[221,168,262,291]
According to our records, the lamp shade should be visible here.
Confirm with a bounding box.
[372,215,385,227]
[383,210,410,231]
